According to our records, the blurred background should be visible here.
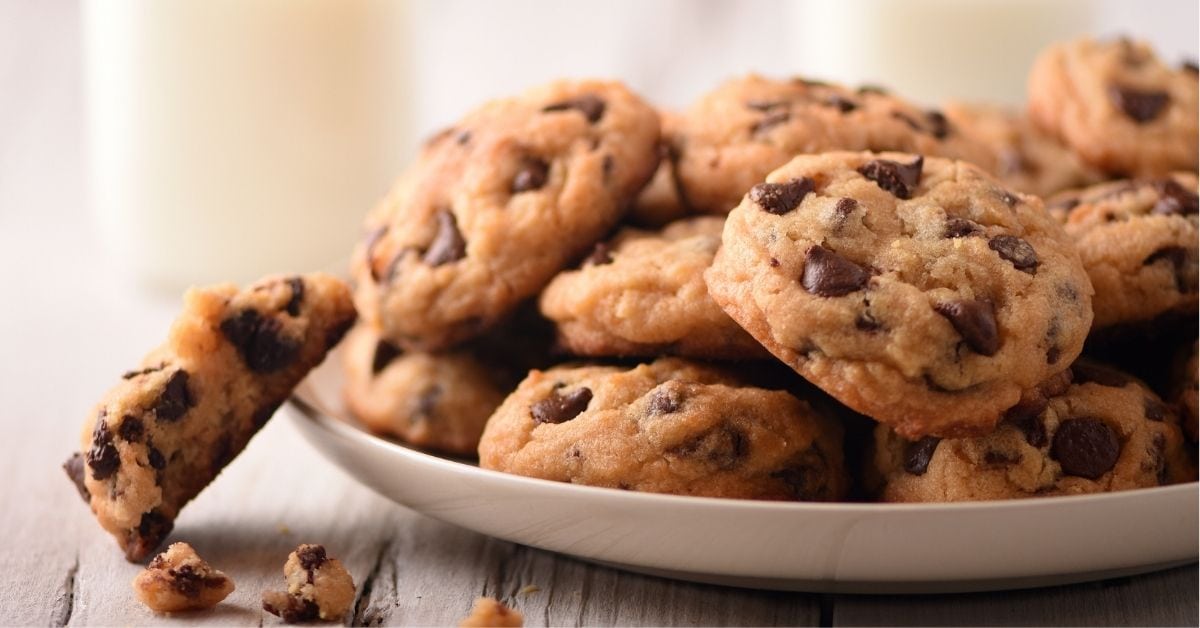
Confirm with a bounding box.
[13,0,1200,293]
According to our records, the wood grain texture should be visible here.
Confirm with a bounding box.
[0,1,1195,627]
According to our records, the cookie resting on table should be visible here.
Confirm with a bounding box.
[1049,173,1198,329]
[132,542,235,613]
[539,216,769,360]
[704,151,1093,439]
[868,362,1196,502]
[1027,37,1199,177]
[478,358,848,501]
[352,79,660,351]
[669,74,996,215]
[63,274,356,561]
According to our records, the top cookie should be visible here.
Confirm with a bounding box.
[353,80,660,351]
[942,102,1104,199]
[705,151,1094,438]
[670,75,996,215]
[1027,37,1199,177]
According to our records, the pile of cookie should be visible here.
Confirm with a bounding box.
[63,35,1197,606]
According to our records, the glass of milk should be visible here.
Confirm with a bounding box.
[84,0,412,291]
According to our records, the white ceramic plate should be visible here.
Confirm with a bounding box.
[285,351,1199,593]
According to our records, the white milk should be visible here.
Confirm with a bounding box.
[84,0,412,290]
[793,0,1096,105]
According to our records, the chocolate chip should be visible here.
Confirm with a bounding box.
[944,217,981,238]
[903,437,941,475]
[153,370,194,422]
[745,99,788,112]
[585,241,614,266]
[371,339,402,375]
[122,363,165,380]
[926,110,949,139]
[297,544,327,572]
[1071,362,1132,388]
[118,416,144,442]
[127,510,173,562]
[1046,346,1061,365]
[984,450,1020,466]
[934,299,1000,356]
[423,209,467,266]
[647,387,683,415]
[749,177,814,214]
[1152,433,1169,484]
[63,453,90,502]
[220,310,300,373]
[833,197,858,224]
[1144,396,1167,422]
[1143,246,1196,292]
[825,95,858,113]
[1051,418,1120,479]
[531,387,592,424]
[671,425,748,470]
[988,235,1039,272]
[857,156,923,199]
[147,445,166,470]
[855,311,882,332]
[512,157,549,193]
[543,94,606,123]
[413,385,442,421]
[456,129,472,145]
[1108,85,1169,123]
[770,450,828,499]
[801,245,869,297]
[751,109,790,135]
[87,420,120,481]
[1004,398,1049,447]
[363,226,389,282]
[1151,179,1199,215]
[263,593,320,623]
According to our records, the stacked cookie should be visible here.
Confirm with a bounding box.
[342,36,1198,504]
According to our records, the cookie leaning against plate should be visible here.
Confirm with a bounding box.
[1049,173,1198,330]
[478,358,847,501]
[669,74,996,215]
[62,274,356,561]
[1027,37,1198,177]
[352,80,660,351]
[539,216,769,360]
[705,151,1094,439]
[867,361,1196,502]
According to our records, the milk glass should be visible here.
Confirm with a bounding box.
[84,0,411,290]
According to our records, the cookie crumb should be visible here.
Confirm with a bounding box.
[262,544,355,623]
[460,597,523,627]
[517,584,540,595]
[277,523,291,536]
[131,542,234,613]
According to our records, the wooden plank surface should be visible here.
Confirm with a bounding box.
[0,1,1194,627]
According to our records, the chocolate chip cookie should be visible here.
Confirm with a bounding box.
[262,544,356,623]
[868,362,1196,502]
[670,75,996,214]
[341,323,510,456]
[353,80,660,351]
[1049,173,1198,329]
[705,151,1093,439]
[133,542,235,613]
[539,217,768,360]
[64,274,356,561]
[1027,37,1199,177]
[626,111,690,228]
[942,102,1105,198]
[477,358,847,501]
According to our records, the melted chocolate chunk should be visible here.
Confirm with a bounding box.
[988,235,1039,272]
[944,217,981,238]
[903,437,941,475]
[1108,85,1169,123]
[934,299,1000,356]
[671,425,748,470]
[263,594,320,623]
[413,385,442,421]
[1051,418,1120,479]
[857,156,923,199]
[749,177,814,215]
[284,277,305,317]
[926,109,949,139]
[423,210,467,266]
[127,511,174,561]
[1143,246,1195,292]
[118,416,144,442]
[647,387,683,415]
[751,109,791,135]
[825,94,858,113]
[1144,396,1167,422]
[585,241,614,266]
[770,449,828,499]
[1151,179,1199,215]
[531,387,593,424]
[833,197,858,225]
[512,157,550,193]
[147,445,166,470]
[297,544,327,572]
[855,310,882,332]
[801,245,869,297]
[87,420,120,481]
[63,453,90,502]
[154,370,194,422]
[220,310,300,373]
[542,94,606,123]
[371,339,402,375]
[1004,398,1049,447]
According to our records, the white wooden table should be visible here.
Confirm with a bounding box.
[1,1,1196,625]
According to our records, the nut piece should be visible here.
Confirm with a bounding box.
[262,544,356,623]
[459,597,524,627]
[132,542,234,613]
